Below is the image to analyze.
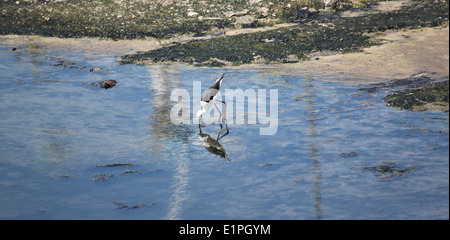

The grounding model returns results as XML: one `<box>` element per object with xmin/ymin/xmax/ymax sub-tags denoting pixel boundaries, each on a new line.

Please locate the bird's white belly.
<box><xmin>200</xmin><ymin>96</ymin><xmax>216</xmax><ymax>110</ymax></box>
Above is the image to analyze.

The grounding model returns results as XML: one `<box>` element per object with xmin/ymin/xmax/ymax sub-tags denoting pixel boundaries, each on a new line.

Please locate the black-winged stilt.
<box><xmin>196</xmin><ymin>73</ymin><xmax>228</xmax><ymax>129</ymax></box>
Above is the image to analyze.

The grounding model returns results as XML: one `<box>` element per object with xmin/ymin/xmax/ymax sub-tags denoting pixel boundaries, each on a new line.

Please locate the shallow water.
<box><xmin>0</xmin><ymin>38</ymin><xmax>448</xmax><ymax>219</ymax></box>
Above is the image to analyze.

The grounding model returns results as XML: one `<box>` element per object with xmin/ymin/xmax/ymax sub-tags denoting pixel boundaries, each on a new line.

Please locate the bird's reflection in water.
<box><xmin>198</xmin><ymin>125</ymin><xmax>229</xmax><ymax>160</ymax></box>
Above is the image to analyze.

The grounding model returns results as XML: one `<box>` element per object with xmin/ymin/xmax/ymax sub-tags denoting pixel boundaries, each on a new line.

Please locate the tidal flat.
<box><xmin>120</xmin><ymin>1</ymin><xmax>448</xmax><ymax>66</ymax></box>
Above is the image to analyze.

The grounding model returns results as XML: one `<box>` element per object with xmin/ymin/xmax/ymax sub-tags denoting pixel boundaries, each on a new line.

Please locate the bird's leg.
<box><xmin>217</xmin><ymin>125</ymin><xmax>229</xmax><ymax>140</ymax></box>
<box><xmin>216</xmin><ymin>100</ymin><xmax>228</xmax><ymax>130</ymax></box>
<box><xmin>214</xmin><ymin>103</ymin><xmax>223</xmax><ymax>129</ymax></box>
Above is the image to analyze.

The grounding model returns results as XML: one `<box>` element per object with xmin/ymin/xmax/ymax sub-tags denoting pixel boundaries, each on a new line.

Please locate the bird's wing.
<box><xmin>201</xmin><ymin>88</ymin><xmax>219</xmax><ymax>102</ymax></box>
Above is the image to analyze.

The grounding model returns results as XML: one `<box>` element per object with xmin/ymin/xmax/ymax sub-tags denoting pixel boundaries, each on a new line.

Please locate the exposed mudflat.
<box><xmin>121</xmin><ymin>1</ymin><xmax>449</xmax><ymax>67</ymax></box>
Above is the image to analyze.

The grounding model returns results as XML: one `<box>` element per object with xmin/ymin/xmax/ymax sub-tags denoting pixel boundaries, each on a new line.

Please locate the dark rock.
<box><xmin>84</xmin><ymin>79</ymin><xmax>117</xmax><ymax>89</ymax></box>
<box><xmin>99</xmin><ymin>80</ymin><xmax>117</xmax><ymax>89</ymax></box>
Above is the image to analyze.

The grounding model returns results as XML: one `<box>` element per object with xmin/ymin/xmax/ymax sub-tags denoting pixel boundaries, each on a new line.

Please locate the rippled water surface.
<box><xmin>0</xmin><ymin>38</ymin><xmax>448</xmax><ymax>219</ymax></box>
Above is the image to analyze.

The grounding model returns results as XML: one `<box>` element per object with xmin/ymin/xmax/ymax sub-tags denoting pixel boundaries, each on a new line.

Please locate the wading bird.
<box><xmin>196</xmin><ymin>73</ymin><xmax>228</xmax><ymax>130</ymax></box>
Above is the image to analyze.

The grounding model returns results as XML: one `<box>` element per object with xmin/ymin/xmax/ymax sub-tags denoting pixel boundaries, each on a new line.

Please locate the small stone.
<box><xmin>187</xmin><ymin>12</ymin><xmax>199</xmax><ymax>17</ymax></box>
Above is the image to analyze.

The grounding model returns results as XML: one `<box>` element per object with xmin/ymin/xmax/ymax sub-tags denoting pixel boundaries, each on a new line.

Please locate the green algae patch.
<box><xmin>120</xmin><ymin>1</ymin><xmax>449</xmax><ymax>66</ymax></box>
<box><xmin>0</xmin><ymin>0</ymin><xmax>236</xmax><ymax>39</ymax></box>
<box><xmin>383</xmin><ymin>81</ymin><xmax>449</xmax><ymax>111</ymax></box>
<box><xmin>0</xmin><ymin>0</ymin><xmax>356</xmax><ymax>39</ymax></box>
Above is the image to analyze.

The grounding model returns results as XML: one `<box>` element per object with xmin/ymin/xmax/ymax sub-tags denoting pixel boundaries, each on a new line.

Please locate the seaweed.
<box><xmin>339</xmin><ymin>152</ymin><xmax>358</xmax><ymax>157</ymax></box>
<box><xmin>95</xmin><ymin>163</ymin><xmax>135</xmax><ymax>168</ymax></box>
<box><xmin>383</xmin><ymin>81</ymin><xmax>449</xmax><ymax>111</ymax></box>
<box><xmin>121</xmin><ymin>1</ymin><xmax>449</xmax><ymax>66</ymax></box>
<box><xmin>90</xmin><ymin>173</ymin><xmax>115</xmax><ymax>182</ymax></box>
<box><xmin>0</xmin><ymin>0</ymin><xmax>233</xmax><ymax>39</ymax></box>
<box><xmin>112</xmin><ymin>200</ymin><xmax>156</xmax><ymax>210</ymax></box>
<box><xmin>352</xmin><ymin>161</ymin><xmax>419</xmax><ymax>181</ymax></box>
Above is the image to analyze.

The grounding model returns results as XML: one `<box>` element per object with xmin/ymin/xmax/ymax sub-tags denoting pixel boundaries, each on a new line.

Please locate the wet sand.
<box><xmin>0</xmin><ymin>34</ymin><xmax>159</xmax><ymax>56</ymax></box>
<box><xmin>294</xmin><ymin>25</ymin><xmax>449</xmax><ymax>83</ymax></box>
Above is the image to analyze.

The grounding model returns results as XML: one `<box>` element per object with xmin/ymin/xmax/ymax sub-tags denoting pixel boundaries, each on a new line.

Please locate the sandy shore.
<box><xmin>288</xmin><ymin>25</ymin><xmax>449</xmax><ymax>84</ymax></box>
<box><xmin>221</xmin><ymin>24</ymin><xmax>448</xmax><ymax>87</ymax></box>
<box><xmin>0</xmin><ymin>34</ymin><xmax>160</xmax><ymax>56</ymax></box>
<box><xmin>2</xmin><ymin>23</ymin><xmax>448</xmax><ymax>84</ymax></box>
